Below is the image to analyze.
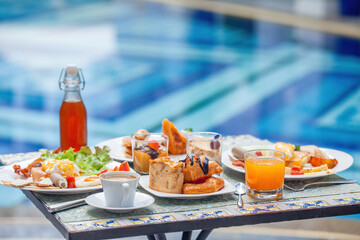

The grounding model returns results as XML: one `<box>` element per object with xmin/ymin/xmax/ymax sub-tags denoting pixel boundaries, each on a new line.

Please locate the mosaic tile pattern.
<box><xmin>63</xmin><ymin>194</ymin><xmax>360</xmax><ymax>231</ymax></box>
<box><xmin>71</xmin><ymin>220</ymin><xmax>120</xmax><ymax>231</ymax></box>
<box><xmin>236</xmin><ymin>204</ymin><xmax>281</xmax><ymax>215</ymax></box>
<box><xmin>183</xmin><ymin>210</ymin><xmax>229</xmax><ymax>220</ymax></box>
<box><xmin>334</xmin><ymin>197</ymin><xmax>360</xmax><ymax>205</ymax></box>
<box><xmin>130</xmin><ymin>215</ymin><xmax>176</xmax><ymax>225</ymax></box>
<box><xmin>286</xmin><ymin>200</ymin><xmax>330</xmax><ymax>209</ymax></box>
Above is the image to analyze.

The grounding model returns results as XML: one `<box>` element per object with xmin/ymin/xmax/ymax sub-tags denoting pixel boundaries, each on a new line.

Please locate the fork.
<box><xmin>284</xmin><ymin>179</ymin><xmax>357</xmax><ymax>191</ymax></box>
<box><xmin>47</xmin><ymin>198</ymin><xmax>87</xmax><ymax>213</ymax></box>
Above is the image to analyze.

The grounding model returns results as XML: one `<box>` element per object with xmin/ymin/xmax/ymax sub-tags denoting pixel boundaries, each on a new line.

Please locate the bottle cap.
<box><xmin>66</xmin><ymin>65</ymin><xmax>78</xmax><ymax>75</ymax></box>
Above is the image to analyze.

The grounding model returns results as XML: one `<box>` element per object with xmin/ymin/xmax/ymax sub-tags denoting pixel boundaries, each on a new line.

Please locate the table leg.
<box><xmin>182</xmin><ymin>231</ymin><xmax>192</xmax><ymax>240</ymax></box>
<box><xmin>196</xmin><ymin>229</ymin><xmax>213</xmax><ymax>240</ymax></box>
<box><xmin>155</xmin><ymin>233</ymin><xmax>167</xmax><ymax>240</ymax></box>
<box><xmin>147</xmin><ymin>235</ymin><xmax>156</xmax><ymax>240</ymax></box>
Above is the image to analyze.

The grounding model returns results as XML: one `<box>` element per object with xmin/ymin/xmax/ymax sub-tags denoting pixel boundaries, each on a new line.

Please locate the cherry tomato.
<box><xmin>97</xmin><ymin>169</ymin><xmax>108</xmax><ymax>176</ymax></box>
<box><xmin>291</xmin><ymin>166</ymin><xmax>304</xmax><ymax>175</ymax></box>
<box><xmin>119</xmin><ymin>161</ymin><xmax>130</xmax><ymax>171</ymax></box>
<box><xmin>66</xmin><ymin>176</ymin><xmax>76</xmax><ymax>188</ymax></box>
<box><xmin>255</xmin><ymin>151</ymin><xmax>263</xmax><ymax>156</ymax></box>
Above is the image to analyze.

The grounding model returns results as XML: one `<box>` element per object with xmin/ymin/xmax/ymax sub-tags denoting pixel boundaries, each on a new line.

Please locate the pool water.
<box><xmin>0</xmin><ymin>0</ymin><xmax>359</xmax><ymax>219</ymax></box>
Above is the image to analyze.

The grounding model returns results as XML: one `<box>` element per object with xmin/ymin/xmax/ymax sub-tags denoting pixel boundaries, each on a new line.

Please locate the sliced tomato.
<box><xmin>97</xmin><ymin>169</ymin><xmax>108</xmax><ymax>176</ymax></box>
<box><xmin>255</xmin><ymin>151</ymin><xmax>263</xmax><ymax>156</ymax></box>
<box><xmin>113</xmin><ymin>166</ymin><xmax>119</xmax><ymax>171</ymax></box>
<box><xmin>119</xmin><ymin>161</ymin><xmax>130</xmax><ymax>171</ymax></box>
<box><xmin>66</xmin><ymin>176</ymin><xmax>76</xmax><ymax>188</ymax></box>
<box><xmin>291</xmin><ymin>166</ymin><xmax>304</xmax><ymax>175</ymax></box>
<box><xmin>148</xmin><ymin>140</ymin><xmax>159</xmax><ymax>151</ymax></box>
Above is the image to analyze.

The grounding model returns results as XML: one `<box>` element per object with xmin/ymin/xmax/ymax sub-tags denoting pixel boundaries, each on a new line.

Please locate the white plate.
<box><xmin>139</xmin><ymin>175</ymin><xmax>236</xmax><ymax>199</ymax></box>
<box><xmin>85</xmin><ymin>192</ymin><xmax>154</xmax><ymax>213</ymax></box>
<box><xmin>96</xmin><ymin>136</ymin><xmax>186</xmax><ymax>162</ymax></box>
<box><xmin>222</xmin><ymin>147</ymin><xmax>354</xmax><ymax>180</ymax></box>
<box><xmin>0</xmin><ymin>159</ymin><xmax>130</xmax><ymax>195</ymax></box>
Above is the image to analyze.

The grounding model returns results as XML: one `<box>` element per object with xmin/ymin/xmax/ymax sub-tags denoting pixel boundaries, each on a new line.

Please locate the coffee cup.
<box><xmin>99</xmin><ymin>171</ymin><xmax>140</xmax><ymax>208</ymax></box>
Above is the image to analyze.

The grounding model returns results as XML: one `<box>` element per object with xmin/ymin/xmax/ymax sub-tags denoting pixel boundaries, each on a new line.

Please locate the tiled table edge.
<box><xmin>63</xmin><ymin>192</ymin><xmax>360</xmax><ymax>232</ymax></box>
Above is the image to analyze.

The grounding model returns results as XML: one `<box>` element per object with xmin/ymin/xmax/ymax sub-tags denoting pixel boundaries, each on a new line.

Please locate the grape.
<box><xmin>210</xmin><ymin>140</ymin><xmax>220</xmax><ymax>150</ymax></box>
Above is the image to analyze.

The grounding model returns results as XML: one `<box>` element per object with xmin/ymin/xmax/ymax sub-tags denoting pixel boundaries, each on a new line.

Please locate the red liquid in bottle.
<box><xmin>60</xmin><ymin>100</ymin><xmax>87</xmax><ymax>152</ymax></box>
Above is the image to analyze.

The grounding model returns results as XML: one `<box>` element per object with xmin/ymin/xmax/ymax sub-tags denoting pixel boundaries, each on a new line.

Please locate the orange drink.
<box><xmin>245</xmin><ymin>158</ymin><xmax>285</xmax><ymax>190</ymax></box>
<box><xmin>245</xmin><ymin>149</ymin><xmax>285</xmax><ymax>200</ymax></box>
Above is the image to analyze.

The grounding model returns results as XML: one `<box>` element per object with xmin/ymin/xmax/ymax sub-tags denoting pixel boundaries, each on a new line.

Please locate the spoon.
<box><xmin>235</xmin><ymin>182</ymin><xmax>247</xmax><ymax>208</ymax></box>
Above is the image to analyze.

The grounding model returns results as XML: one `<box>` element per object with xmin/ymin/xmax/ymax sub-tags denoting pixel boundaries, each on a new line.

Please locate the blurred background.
<box><xmin>0</xmin><ymin>0</ymin><xmax>359</xmax><ymax>239</ymax></box>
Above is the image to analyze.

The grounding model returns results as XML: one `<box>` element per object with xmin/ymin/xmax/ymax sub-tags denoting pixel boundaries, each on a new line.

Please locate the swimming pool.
<box><xmin>0</xmin><ymin>0</ymin><xmax>359</xmax><ymax>218</ymax></box>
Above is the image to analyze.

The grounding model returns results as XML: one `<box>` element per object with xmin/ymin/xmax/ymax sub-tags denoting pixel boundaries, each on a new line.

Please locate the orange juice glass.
<box><xmin>245</xmin><ymin>149</ymin><xmax>285</xmax><ymax>200</ymax></box>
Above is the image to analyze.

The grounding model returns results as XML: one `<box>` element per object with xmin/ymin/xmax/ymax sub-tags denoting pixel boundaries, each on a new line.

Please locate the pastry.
<box><xmin>182</xmin><ymin>176</ymin><xmax>224</xmax><ymax>194</ymax></box>
<box><xmin>162</xmin><ymin>119</ymin><xmax>186</xmax><ymax>155</ymax></box>
<box><xmin>123</xmin><ymin>130</ymin><xmax>150</xmax><ymax>158</ymax></box>
<box><xmin>149</xmin><ymin>157</ymin><xmax>184</xmax><ymax>194</ymax></box>
<box><xmin>181</xmin><ymin>154</ymin><xmax>222</xmax><ymax>183</ymax></box>
<box><xmin>122</xmin><ymin>136</ymin><xmax>132</xmax><ymax>158</ymax></box>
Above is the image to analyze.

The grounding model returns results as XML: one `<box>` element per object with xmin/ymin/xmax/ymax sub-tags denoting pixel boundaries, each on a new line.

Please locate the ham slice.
<box><xmin>31</xmin><ymin>167</ymin><xmax>48</xmax><ymax>183</ymax></box>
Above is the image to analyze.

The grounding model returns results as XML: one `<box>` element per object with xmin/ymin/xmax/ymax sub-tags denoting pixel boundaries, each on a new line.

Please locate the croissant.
<box><xmin>182</xmin><ymin>154</ymin><xmax>222</xmax><ymax>183</ymax></box>
<box><xmin>182</xmin><ymin>177</ymin><xmax>224</xmax><ymax>194</ymax></box>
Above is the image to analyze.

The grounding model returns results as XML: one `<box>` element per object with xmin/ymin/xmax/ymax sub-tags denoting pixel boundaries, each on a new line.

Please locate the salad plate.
<box><xmin>139</xmin><ymin>175</ymin><xmax>236</xmax><ymax>199</ymax></box>
<box><xmin>222</xmin><ymin>147</ymin><xmax>353</xmax><ymax>180</ymax></box>
<box><xmin>85</xmin><ymin>192</ymin><xmax>154</xmax><ymax>213</ymax></box>
<box><xmin>96</xmin><ymin>137</ymin><xmax>186</xmax><ymax>162</ymax></box>
<box><xmin>0</xmin><ymin>159</ymin><xmax>127</xmax><ymax>195</ymax></box>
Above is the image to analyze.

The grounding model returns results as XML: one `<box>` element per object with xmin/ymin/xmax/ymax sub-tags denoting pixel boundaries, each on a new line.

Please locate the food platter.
<box><xmin>139</xmin><ymin>175</ymin><xmax>236</xmax><ymax>199</ymax></box>
<box><xmin>222</xmin><ymin>147</ymin><xmax>353</xmax><ymax>180</ymax></box>
<box><xmin>0</xmin><ymin>159</ymin><xmax>128</xmax><ymax>195</ymax></box>
<box><xmin>96</xmin><ymin>137</ymin><xmax>186</xmax><ymax>162</ymax></box>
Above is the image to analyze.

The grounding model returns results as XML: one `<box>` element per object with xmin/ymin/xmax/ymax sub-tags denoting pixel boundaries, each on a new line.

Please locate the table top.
<box><xmin>2</xmin><ymin>135</ymin><xmax>360</xmax><ymax>240</ymax></box>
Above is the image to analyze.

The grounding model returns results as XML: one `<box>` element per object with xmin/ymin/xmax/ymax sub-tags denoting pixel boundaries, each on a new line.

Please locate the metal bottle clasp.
<box><xmin>58</xmin><ymin>68</ymin><xmax>85</xmax><ymax>90</ymax></box>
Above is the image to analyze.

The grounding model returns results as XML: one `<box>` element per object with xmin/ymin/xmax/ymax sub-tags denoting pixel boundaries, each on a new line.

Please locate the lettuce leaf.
<box><xmin>40</xmin><ymin>146</ymin><xmax>112</xmax><ymax>176</ymax></box>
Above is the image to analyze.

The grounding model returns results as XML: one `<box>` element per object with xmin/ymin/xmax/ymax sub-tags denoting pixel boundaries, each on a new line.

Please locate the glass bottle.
<box><xmin>59</xmin><ymin>65</ymin><xmax>87</xmax><ymax>152</ymax></box>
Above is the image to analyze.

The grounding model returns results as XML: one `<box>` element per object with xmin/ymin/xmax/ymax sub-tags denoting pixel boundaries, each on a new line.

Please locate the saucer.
<box><xmin>85</xmin><ymin>192</ymin><xmax>154</xmax><ymax>213</ymax></box>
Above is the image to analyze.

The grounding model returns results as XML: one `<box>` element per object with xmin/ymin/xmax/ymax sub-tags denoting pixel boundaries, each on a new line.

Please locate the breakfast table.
<box><xmin>1</xmin><ymin>135</ymin><xmax>360</xmax><ymax>240</ymax></box>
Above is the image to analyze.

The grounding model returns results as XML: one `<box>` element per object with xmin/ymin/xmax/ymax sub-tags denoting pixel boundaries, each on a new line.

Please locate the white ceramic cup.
<box><xmin>99</xmin><ymin>171</ymin><xmax>140</xmax><ymax>208</ymax></box>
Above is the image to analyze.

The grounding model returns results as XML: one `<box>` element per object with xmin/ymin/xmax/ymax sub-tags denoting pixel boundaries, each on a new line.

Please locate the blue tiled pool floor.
<box><xmin>0</xmin><ymin>0</ymin><xmax>359</xmax><ymax>221</ymax></box>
